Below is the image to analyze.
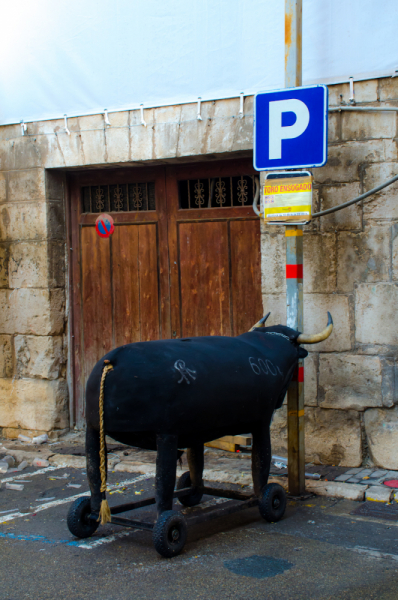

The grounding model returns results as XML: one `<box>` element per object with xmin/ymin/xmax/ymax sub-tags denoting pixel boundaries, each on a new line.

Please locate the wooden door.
<box><xmin>166</xmin><ymin>159</ymin><xmax>262</xmax><ymax>339</ymax></box>
<box><xmin>69</xmin><ymin>159</ymin><xmax>262</xmax><ymax>427</ymax></box>
<box><xmin>69</xmin><ymin>168</ymin><xmax>170</xmax><ymax>427</ymax></box>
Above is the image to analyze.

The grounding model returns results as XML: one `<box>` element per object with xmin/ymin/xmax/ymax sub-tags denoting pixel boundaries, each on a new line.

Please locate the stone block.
<box><xmin>337</xmin><ymin>227</ymin><xmax>391</xmax><ymax>292</ymax></box>
<box><xmin>14</xmin><ymin>335</ymin><xmax>63</xmax><ymax>379</ymax></box>
<box><xmin>319</xmin><ymin>354</ymin><xmax>383</xmax><ymax>411</ymax></box>
<box><xmin>305</xmin><ymin>407</ymin><xmax>362</xmax><ymax>467</ymax></box>
<box><xmin>260</xmin><ymin>232</ymin><xmax>285</xmax><ymax>294</ymax></box>
<box><xmin>355</xmin><ymin>283</ymin><xmax>398</xmax><ymax>346</ymax></box>
<box><xmin>12</xmin><ymin>136</ymin><xmax>43</xmax><ymax>170</ymax></box>
<box><xmin>365</xmin><ymin>485</ymin><xmax>393</xmax><ymax>502</ymax></box>
<box><xmin>9</xmin><ymin>242</ymin><xmax>48</xmax><ymax>288</ymax></box>
<box><xmin>177</xmin><ymin>102</ymin><xmax>213</xmax><ymax>157</ymax></box>
<box><xmin>231</xmin><ymin>115</ymin><xmax>254</xmax><ymax>152</ymax></box>
<box><xmin>130</xmin><ymin>108</ymin><xmax>155</xmax><ymax>161</ymax></box>
<box><xmin>0</xmin><ymin>203</ymin><xmax>47</xmax><ymax>241</ymax></box>
<box><xmin>80</xmin><ymin>122</ymin><xmax>106</xmax><ymax>166</ymax></box>
<box><xmin>380</xmin><ymin>358</ymin><xmax>395</xmax><ymax>408</ymax></box>
<box><xmin>328</xmin><ymin>80</ymin><xmax>380</xmax><ymax>107</ymax></box>
<box><xmin>379</xmin><ymin>77</ymin><xmax>398</xmax><ymax>101</ymax></box>
<box><xmin>8</xmin><ymin>170</ymin><xmax>45</xmax><ymax>203</ymax></box>
<box><xmin>315</xmin><ymin>140</ymin><xmax>385</xmax><ymax>184</ymax></box>
<box><xmin>271</xmin><ymin>406</ymin><xmax>362</xmax><ymax>466</ymax></box>
<box><xmin>0</xmin><ymin>172</ymin><xmax>6</xmax><ymax>203</ymax></box>
<box><xmin>47</xmin><ymin>242</ymin><xmax>66</xmax><ymax>288</ymax></box>
<box><xmin>54</xmin><ymin>127</ymin><xmax>84</xmax><ymax>167</ymax></box>
<box><xmin>0</xmin><ymin>288</ymin><xmax>64</xmax><ymax>335</ymax></box>
<box><xmin>0</xmin><ymin>244</ymin><xmax>9</xmax><ymax>287</ymax></box>
<box><xmin>261</xmin><ymin>293</ymin><xmax>287</xmax><ymax>327</ymax></box>
<box><xmin>319</xmin><ymin>183</ymin><xmax>362</xmax><ymax>232</ymax></box>
<box><xmin>153</xmin><ymin>106</ymin><xmax>180</xmax><ymax>159</ymax></box>
<box><xmin>0</xmin><ymin>377</ymin><xmax>68</xmax><ymax>431</ymax></box>
<box><xmin>328</xmin><ymin>112</ymin><xmax>340</xmax><ymax>143</ymax></box>
<box><xmin>303</xmin><ymin>293</ymin><xmax>352</xmax><ymax>352</ymax></box>
<box><xmin>45</xmin><ymin>171</ymin><xmax>65</xmax><ymax>202</ymax></box>
<box><xmin>354</xmin><ymin>80</ymin><xmax>379</xmax><ymax>103</ymax></box>
<box><xmin>363</xmin><ymin>162</ymin><xmax>398</xmax><ymax>220</ymax></box>
<box><xmin>306</xmin><ymin>480</ymin><xmax>366</xmax><ymax>501</ymax></box>
<box><xmin>304</xmin><ymin>352</ymin><xmax>318</xmax><ymax>406</ymax></box>
<box><xmin>0</xmin><ymin>335</ymin><xmax>13</xmax><ymax>377</ymax></box>
<box><xmin>384</xmin><ymin>139</ymin><xmax>398</xmax><ymax>161</ymax></box>
<box><xmin>342</xmin><ymin>110</ymin><xmax>396</xmax><ymax>141</ymax></box>
<box><xmin>46</xmin><ymin>202</ymin><xmax>65</xmax><ymax>240</ymax></box>
<box><xmin>105</xmin><ymin>119</ymin><xmax>130</xmax><ymax>164</ymax></box>
<box><xmin>364</xmin><ymin>406</ymin><xmax>398</xmax><ymax>470</ymax></box>
<box><xmin>270</xmin><ymin>404</ymin><xmax>287</xmax><ymax>457</ymax></box>
<box><xmin>328</xmin><ymin>83</ymin><xmax>350</xmax><ymax>106</ymax></box>
<box><xmin>205</xmin><ymin>99</ymin><xmax>240</xmax><ymax>155</ymax></box>
<box><xmin>303</xmin><ymin>233</ymin><xmax>337</xmax><ymax>293</ymax></box>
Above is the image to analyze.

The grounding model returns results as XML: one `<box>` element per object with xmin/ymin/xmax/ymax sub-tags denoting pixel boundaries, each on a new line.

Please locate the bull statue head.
<box><xmin>250</xmin><ymin>311</ymin><xmax>333</xmax><ymax>345</ymax></box>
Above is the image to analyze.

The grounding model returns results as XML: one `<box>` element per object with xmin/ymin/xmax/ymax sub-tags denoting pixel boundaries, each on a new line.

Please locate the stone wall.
<box><xmin>0</xmin><ymin>78</ymin><xmax>397</xmax><ymax>469</ymax></box>
<box><xmin>266</xmin><ymin>78</ymin><xmax>398</xmax><ymax>469</ymax></box>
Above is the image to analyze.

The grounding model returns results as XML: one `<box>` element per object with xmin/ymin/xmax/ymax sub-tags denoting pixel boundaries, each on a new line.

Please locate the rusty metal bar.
<box><xmin>285</xmin><ymin>0</ymin><xmax>305</xmax><ymax>496</ymax></box>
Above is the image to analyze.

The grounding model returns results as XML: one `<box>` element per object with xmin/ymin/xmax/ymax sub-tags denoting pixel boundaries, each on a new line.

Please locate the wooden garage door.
<box><xmin>69</xmin><ymin>159</ymin><xmax>261</xmax><ymax>427</ymax></box>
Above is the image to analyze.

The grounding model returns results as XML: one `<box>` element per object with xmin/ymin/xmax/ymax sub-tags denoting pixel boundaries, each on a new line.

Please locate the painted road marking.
<box><xmin>1</xmin><ymin>466</ymin><xmax>58</xmax><ymax>483</ymax></box>
<box><xmin>350</xmin><ymin>546</ymin><xmax>398</xmax><ymax>562</ymax></box>
<box><xmin>0</xmin><ymin>473</ymin><xmax>155</xmax><ymax>524</ymax></box>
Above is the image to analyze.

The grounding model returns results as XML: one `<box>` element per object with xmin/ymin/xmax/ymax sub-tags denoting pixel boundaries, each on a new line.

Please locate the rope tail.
<box><xmin>98</xmin><ymin>360</ymin><xmax>113</xmax><ymax>525</ymax></box>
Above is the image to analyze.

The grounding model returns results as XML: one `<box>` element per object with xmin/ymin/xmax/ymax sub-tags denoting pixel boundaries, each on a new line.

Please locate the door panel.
<box><xmin>179</xmin><ymin>221</ymin><xmax>231</xmax><ymax>337</ymax></box>
<box><xmin>111</xmin><ymin>225</ymin><xmax>140</xmax><ymax>347</ymax></box>
<box><xmin>230</xmin><ymin>219</ymin><xmax>262</xmax><ymax>335</ymax></box>
<box><xmin>81</xmin><ymin>227</ymin><xmax>113</xmax><ymax>385</ymax></box>
<box><xmin>137</xmin><ymin>224</ymin><xmax>160</xmax><ymax>342</ymax></box>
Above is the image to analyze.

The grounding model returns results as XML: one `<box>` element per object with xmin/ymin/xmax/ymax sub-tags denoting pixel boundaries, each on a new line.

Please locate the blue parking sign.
<box><xmin>254</xmin><ymin>85</ymin><xmax>328</xmax><ymax>171</ymax></box>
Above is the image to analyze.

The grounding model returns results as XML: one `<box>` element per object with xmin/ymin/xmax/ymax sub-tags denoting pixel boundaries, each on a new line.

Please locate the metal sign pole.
<box><xmin>285</xmin><ymin>0</ymin><xmax>305</xmax><ymax>496</ymax></box>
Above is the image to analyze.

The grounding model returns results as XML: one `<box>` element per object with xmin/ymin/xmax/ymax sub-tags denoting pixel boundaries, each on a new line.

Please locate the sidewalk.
<box><xmin>1</xmin><ymin>431</ymin><xmax>397</xmax><ymax>504</ymax></box>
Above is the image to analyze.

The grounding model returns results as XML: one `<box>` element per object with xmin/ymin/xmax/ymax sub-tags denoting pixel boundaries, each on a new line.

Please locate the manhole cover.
<box><xmin>351</xmin><ymin>501</ymin><xmax>398</xmax><ymax>521</ymax></box>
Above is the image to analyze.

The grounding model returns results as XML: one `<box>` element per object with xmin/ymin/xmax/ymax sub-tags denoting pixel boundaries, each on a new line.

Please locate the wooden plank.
<box><xmin>138</xmin><ymin>224</ymin><xmax>160</xmax><ymax>341</ymax></box>
<box><xmin>81</xmin><ymin>227</ymin><xmax>113</xmax><ymax>389</ymax></box>
<box><xmin>178</xmin><ymin>221</ymin><xmax>231</xmax><ymax>337</ymax></box>
<box><xmin>205</xmin><ymin>435</ymin><xmax>252</xmax><ymax>453</ymax></box>
<box><xmin>229</xmin><ymin>219</ymin><xmax>262</xmax><ymax>336</ymax></box>
<box><xmin>111</xmin><ymin>225</ymin><xmax>140</xmax><ymax>346</ymax></box>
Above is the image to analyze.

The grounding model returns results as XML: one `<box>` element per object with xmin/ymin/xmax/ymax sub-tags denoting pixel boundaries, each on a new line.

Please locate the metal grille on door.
<box><xmin>81</xmin><ymin>182</ymin><xmax>156</xmax><ymax>213</ymax></box>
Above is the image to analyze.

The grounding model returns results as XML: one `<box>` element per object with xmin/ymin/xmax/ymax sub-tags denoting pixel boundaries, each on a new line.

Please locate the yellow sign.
<box><xmin>262</xmin><ymin>175</ymin><xmax>313</xmax><ymax>223</ymax></box>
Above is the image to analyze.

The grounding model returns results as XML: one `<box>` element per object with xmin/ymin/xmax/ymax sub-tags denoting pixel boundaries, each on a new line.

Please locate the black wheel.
<box><xmin>258</xmin><ymin>483</ymin><xmax>286</xmax><ymax>523</ymax></box>
<box><xmin>67</xmin><ymin>496</ymin><xmax>99</xmax><ymax>538</ymax></box>
<box><xmin>153</xmin><ymin>510</ymin><xmax>187</xmax><ymax>558</ymax></box>
<box><xmin>176</xmin><ymin>471</ymin><xmax>203</xmax><ymax>507</ymax></box>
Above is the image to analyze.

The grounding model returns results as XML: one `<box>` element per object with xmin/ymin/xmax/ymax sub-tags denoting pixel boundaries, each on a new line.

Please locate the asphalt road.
<box><xmin>0</xmin><ymin>464</ymin><xmax>397</xmax><ymax>600</ymax></box>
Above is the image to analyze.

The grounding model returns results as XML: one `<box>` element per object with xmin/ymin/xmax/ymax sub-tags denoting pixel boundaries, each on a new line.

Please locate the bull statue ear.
<box><xmin>249</xmin><ymin>312</ymin><xmax>271</xmax><ymax>332</ymax></box>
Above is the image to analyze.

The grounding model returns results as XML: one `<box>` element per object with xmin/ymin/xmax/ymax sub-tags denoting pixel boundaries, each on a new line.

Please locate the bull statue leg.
<box><xmin>153</xmin><ymin>433</ymin><xmax>188</xmax><ymax>557</ymax></box>
<box><xmin>175</xmin><ymin>442</ymin><xmax>204</xmax><ymax>507</ymax></box>
<box><xmin>251</xmin><ymin>421</ymin><xmax>272</xmax><ymax>497</ymax></box>
<box><xmin>66</xmin><ymin>424</ymin><xmax>102</xmax><ymax>539</ymax></box>
<box><xmin>252</xmin><ymin>420</ymin><xmax>287</xmax><ymax>524</ymax></box>
<box><xmin>86</xmin><ymin>424</ymin><xmax>104</xmax><ymax>515</ymax></box>
<box><xmin>155</xmin><ymin>433</ymin><xmax>178</xmax><ymax>515</ymax></box>
<box><xmin>187</xmin><ymin>443</ymin><xmax>204</xmax><ymax>488</ymax></box>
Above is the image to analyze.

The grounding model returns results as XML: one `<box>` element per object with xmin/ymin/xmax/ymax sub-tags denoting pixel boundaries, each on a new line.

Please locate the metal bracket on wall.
<box><xmin>64</xmin><ymin>114</ymin><xmax>71</xmax><ymax>135</ymax></box>
<box><xmin>197</xmin><ymin>97</ymin><xmax>203</xmax><ymax>121</ymax></box>
<box><xmin>20</xmin><ymin>120</ymin><xmax>27</xmax><ymax>136</ymax></box>
<box><xmin>140</xmin><ymin>104</ymin><xmax>147</xmax><ymax>127</ymax></box>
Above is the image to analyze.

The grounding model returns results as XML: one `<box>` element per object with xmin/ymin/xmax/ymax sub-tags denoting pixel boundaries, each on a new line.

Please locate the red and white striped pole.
<box><xmin>285</xmin><ymin>0</ymin><xmax>305</xmax><ymax>495</ymax></box>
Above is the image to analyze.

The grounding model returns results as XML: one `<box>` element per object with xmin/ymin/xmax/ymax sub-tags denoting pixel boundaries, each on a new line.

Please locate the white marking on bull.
<box><xmin>249</xmin><ymin>357</ymin><xmax>279</xmax><ymax>377</ymax></box>
<box><xmin>174</xmin><ymin>360</ymin><xmax>197</xmax><ymax>384</ymax></box>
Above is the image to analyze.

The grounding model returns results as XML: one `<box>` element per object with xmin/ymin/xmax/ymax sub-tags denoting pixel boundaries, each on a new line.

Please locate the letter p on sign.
<box><xmin>254</xmin><ymin>85</ymin><xmax>328</xmax><ymax>171</ymax></box>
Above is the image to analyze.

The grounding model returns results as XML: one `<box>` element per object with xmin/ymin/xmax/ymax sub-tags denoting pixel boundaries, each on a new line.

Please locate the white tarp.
<box><xmin>0</xmin><ymin>0</ymin><xmax>397</xmax><ymax>125</ymax></box>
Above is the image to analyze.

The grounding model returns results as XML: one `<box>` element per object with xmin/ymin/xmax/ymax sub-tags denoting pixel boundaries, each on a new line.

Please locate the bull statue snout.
<box><xmin>250</xmin><ymin>311</ymin><xmax>333</xmax><ymax>344</ymax></box>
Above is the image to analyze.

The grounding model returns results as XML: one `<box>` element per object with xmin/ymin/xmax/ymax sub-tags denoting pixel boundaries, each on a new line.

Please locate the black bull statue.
<box><xmin>68</xmin><ymin>313</ymin><xmax>333</xmax><ymax>556</ymax></box>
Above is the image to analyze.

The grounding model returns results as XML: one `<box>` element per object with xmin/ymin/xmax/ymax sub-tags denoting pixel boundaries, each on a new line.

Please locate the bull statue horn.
<box><xmin>249</xmin><ymin>312</ymin><xmax>271</xmax><ymax>332</ymax></box>
<box><xmin>296</xmin><ymin>312</ymin><xmax>333</xmax><ymax>344</ymax></box>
